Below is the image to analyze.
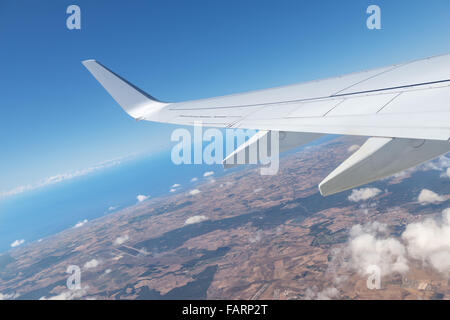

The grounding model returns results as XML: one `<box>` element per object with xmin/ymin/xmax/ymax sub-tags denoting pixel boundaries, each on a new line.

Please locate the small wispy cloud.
<box><xmin>185</xmin><ymin>215</ymin><xmax>208</xmax><ymax>225</ymax></box>
<box><xmin>303</xmin><ymin>287</ymin><xmax>339</xmax><ymax>300</ymax></box>
<box><xmin>136</xmin><ymin>194</ymin><xmax>149</xmax><ymax>202</ymax></box>
<box><xmin>0</xmin><ymin>158</ymin><xmax>125</xmax><ymax>199</ymax></box>
<box><xmin>203</xmin><ymin>171</ymin><xmax>214</xmax><ymax>177</ymax></box>
<box><xmin>189</xmin><ymin>189</ymin><xmax>201</xmax><ymax>196</ymax></box>
<box><xmin>73</xmin><ymin>219</ymin><xmax>88</xmax><ymax>228</ymax></box>
<box><xmin>113</xmin><ymin>235</ymin><xmax>129</xmax><ymax>246</ymax></box>
<box><xmin>83</xmin><ymin>259</ymin><xmax>100</xmax><ymax>269</ymax></box>
<box><xmin>347</xmin><ymin>145</ymin><xmax>360</xmax><ymax>153</ymax></box>
<box><xmin>171</xmin><ymin>183</ymin><xmax>181</xmax><ymax>188</ymax></box>
<box><xmin>190</xmin><ymin>177</ymin><xmax>198</xmax><ymax>182</ymax></box>
<box><xmin>348</xmin><ymin>188</ymin><xmax>382</xmax><ymax>202</ymax></box>
<box><xmin>108</xmin><ymin>206</ymin><xmax>117</xmax><ymax>212</ymax></box>
<box><xmin>249</xmin><ymin>230</ymin><xmax>263</xmax><ymax>244</ymax></box>
<box><xmin>10</xmin><ymin>239</ymin><xmax>25</xmax><ymax>248</ymax></box>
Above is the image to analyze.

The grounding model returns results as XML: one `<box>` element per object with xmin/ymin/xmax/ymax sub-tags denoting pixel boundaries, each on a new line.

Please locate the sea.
<box><xmin>0</xmin><ymin>150</ymin><xmax>225</xmax><ymax>253</ymax></box>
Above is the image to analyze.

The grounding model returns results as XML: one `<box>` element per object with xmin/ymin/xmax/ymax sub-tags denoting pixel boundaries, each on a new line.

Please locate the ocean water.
<box><xmin>0</xmin><ymin>150</ymin><xmax>225</xmax><ymax>253</ymax></box>
<box><xmin>0</xmin><ymin>135</ymin><xmax>338</xmax><ymax>253</ymax></box>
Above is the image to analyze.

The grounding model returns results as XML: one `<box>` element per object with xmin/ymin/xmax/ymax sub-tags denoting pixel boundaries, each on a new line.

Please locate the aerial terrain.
<box><xmin>0</xmin><ymin>136</ymin><xmax>449</xmax><ymax>300</ymax></box>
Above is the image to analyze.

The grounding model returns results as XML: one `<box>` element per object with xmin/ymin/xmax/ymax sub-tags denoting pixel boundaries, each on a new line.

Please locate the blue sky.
<box><xmin>1</xmin><ymin>0</ymin><xmax>450</xmax><ymax>195</ymax></box>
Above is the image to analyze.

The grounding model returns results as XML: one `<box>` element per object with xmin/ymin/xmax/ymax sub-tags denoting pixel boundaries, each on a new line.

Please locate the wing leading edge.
<box><xmin>82</xmin><ymin>54</ymin><xmax>450</xmax><ymax>196</ymax></box>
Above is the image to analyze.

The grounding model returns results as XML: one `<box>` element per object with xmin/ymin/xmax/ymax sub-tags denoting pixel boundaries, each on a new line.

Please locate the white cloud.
<box><xmin>0</xmin><ymin>157</ymin><xmax>125</xmax><ymax>199</ymax></box>
<box><xmin>330</xmin><ymin>209</ymin><xmax>450</xmax><ymax>279</ymax></box>
<box><xmin>189</xmin><ymin>189</ymin><xmax>201</xmax><ymax>196</ymax></box>
<box><xmin>169</xmin><ymin>188</ymin><xmax>176</xmax><ymax>193</ymax></box>
<box><xmin>137</xmin><ymin>247</ymin><xmax>149</xmax><ymax>256</ymax></box>
<box><xmin>387</xmin><ymin>155</ymin><xmax>450</xmax><ymax>181</ymax></box>
<box><xmin>41</xmin><ymin>286</ymin><xmax>89</xmax><ymax>300</ymax></box>
<box><xmin>203</xmin><ymin>171</ymin><xmax>214</xmax><ymax>177</ymax></box>
<box><xmin>445</xmin><ymin>168</ymin><xmax>450</xmax><ymax>178</ymax></box>
<box><xmin>113</xmin><ymin>235</ymin><xmax>129</xmax><ymax>246</ymax></box>
<box><xmin>420</xmin><ymin>155</ymin><xmax>450</xmax><ymax>172</ymax></box>
<box><xmin>417</xmin><ymin>189</ymin><xmax>444</xmax><ymax>204</ymax></box>
<box><xmin>83</xmin><ymin>259</ymin><xmax>100</xmax><ymax>269</ymax></box>
<box><xmin>0</xmin><ymin>292</ymin><xmax>20</xmax><ymax>300</ymax></box>
<box><xmin>108</xmin><ymin>206</ymin><xmax>117</xmax><ymax>211</ymax></box>
<box><xmin>137</xmin><ymin>194</ymin><xmax>149</xmax><ymax>202</ymax></box>
<box><xmin>104</xmin><ymin>269</ymin><xmax>112</xmax><ymax>275</ymax></box>
<box><xmin>303</xmin><ymin>287</ymin><xmax>339</xmax><ymax>300</ymax></box>
<box><xmin>249</xmin><ymin>230</ymin><xmax>263</xmax><ymax>244</ymax></box>
<box><xmin>347</xmin><ymin>145</ymin><xmax>360</xmax><ymax>153</ymax></box>
<box><xmin>185</xmin><ymin>215</ymin><xmax>208</xmax><ymax>225</ymax></box>
<box><xmin>10</xmin><ymin>239</ymin><xmax>25</xmax><ymax>248</ymax></box>
<box><xmin>171</xmin><ymin>183</ymin><xmax>181</xmax><ymax>188</ymax></box>
<box><xmin>346</xmin><ymin>222</ymin><xmax>409</xmax><ymax>276</ymax></box>
<box><xmin>316</xmin><ymin>287</ymin><xmax>339</xmax><ymax>300</ymax></box>
<box><xmin>402</xmin><ymin>208</ymin><xmax>450</xmax><ymax>274</ymax></box>
<box><xmin>74</xmin><ymin>219</ymin><xmax>88</xmax><ymax>228</ymax></box>
<box><xmin>254</xmin><ymin>188</ymin><xmax>263</xmax><ymax>193</ymax></box>
<box><xmin>191</xmin><ymin>177</ymin><xmax>198</xmax><ymax>182</ymax></box>
<box><xmin>348</xmin><ymin>188</ymin><xmax>382</xmax><ymax>202</ymax></box>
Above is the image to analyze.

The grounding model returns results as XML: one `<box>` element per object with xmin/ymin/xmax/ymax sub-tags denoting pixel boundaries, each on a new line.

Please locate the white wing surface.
<box><xmin>82</xmin><ymin>54</ymin><xmax>450</xmax><ymax>195</ymax></box>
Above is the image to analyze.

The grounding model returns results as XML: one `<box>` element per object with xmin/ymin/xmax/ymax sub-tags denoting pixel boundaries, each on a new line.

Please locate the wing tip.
<box><xmin>318</xmin><ymin>182</ymin><xmax>332</xmax><ymax>197</ymax></box>
<box><xmin>81</xmin><ymin>60</ymin><xmax>101</xmax><ymax>69</ymax></box>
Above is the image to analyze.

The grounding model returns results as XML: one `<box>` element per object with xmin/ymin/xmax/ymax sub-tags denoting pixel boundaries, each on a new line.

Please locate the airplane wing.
<box><xmin>82</xmin><ymin>54</ymin><xmax>450</xmax><ymax>196</ymax></box>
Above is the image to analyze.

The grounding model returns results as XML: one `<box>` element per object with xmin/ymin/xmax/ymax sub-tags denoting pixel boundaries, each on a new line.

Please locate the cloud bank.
<box><xmin>331</xmin><ymin>208</ymin><xmax>450</xmax><ymax>278</ymax></box>
<box><xmin>402</xmin><ymin>208</ymin><xmax>450</xmax><ymax>274</ymax></box>
<box><xmin>0</xmin><ymin>292</ymin><xmax>20</xmax><ymax>300</ymax></box>
<box><xmin>347</xmin><ymin>222</ymin><xmax>409</xmax><ymax>276</ymax></box>
<box><xmin>0</xmin><ymin>158</ymin><xmax>124</xmax><ymax>199</ymax></box>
